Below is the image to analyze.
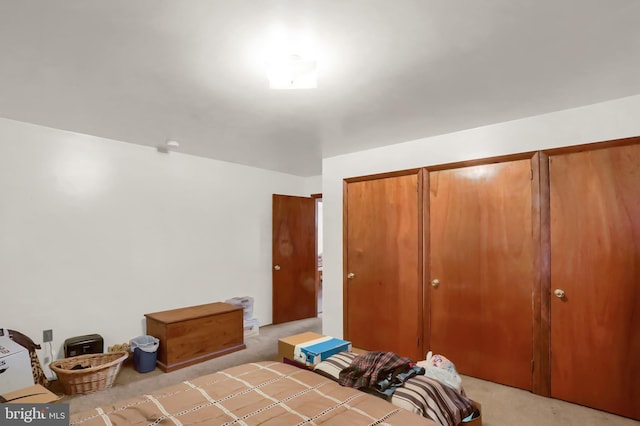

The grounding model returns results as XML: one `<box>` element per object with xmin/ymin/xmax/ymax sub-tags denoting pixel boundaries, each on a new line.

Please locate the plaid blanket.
<box><xmin>338</xmin><ymin>351</ymin><xmax>413</xmax><ymax>390</ymax></box>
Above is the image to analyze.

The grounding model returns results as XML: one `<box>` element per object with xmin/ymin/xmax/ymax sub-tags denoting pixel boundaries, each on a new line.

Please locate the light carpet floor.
<box><xmin>461</xmin><ymin>374</ymin><xmax>638</xmax><ymax>426</ymax></box>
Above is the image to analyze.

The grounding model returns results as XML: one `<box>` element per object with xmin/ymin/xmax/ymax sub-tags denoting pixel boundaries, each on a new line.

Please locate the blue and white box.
<box><xmin>293</xmin><ymin>336</ymin><xmax>352</xmax><ymax>366</ymax></box>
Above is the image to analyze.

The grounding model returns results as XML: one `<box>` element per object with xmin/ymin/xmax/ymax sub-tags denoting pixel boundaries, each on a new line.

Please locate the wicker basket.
<box><xmin>49</xmin><ymin>351</ymin><xmax>128</xmax><ymax>395</ymax></box>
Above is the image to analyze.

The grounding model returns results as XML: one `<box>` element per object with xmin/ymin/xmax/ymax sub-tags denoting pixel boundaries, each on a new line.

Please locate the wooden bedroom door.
<box><xmin>344</xmin><ymin>171</ymin><xmax>423</xmax><ymax>360</ymax></box>
<box><xmin>549</xmin><ymin>143</ymin><xmax>640</xmax><ymax>420</ymax></box>
<box><xmin>429</xmin><ymin>159</ymin><xmax>535</xmax><ymax>391</ymax></box>
<box><xmin>272</xmin><ymin>194</ymin><xmax>317</xmax><ymax>324</ymax></box>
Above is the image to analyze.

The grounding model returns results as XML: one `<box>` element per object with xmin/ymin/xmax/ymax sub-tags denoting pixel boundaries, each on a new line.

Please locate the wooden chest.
<box><xmin>145</xmin><ymin>302</ymin><xmax>246</xmax><ymax>372</ymax></box>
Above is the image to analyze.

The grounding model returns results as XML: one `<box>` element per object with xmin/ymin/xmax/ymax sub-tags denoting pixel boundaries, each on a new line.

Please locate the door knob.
<box><xmin>347</xmin><ymin>272</ymin><xmax>355</xmax><ymax>279</ymax></box>
<box><xmin>431</xmin><ymin>279</ymin><xmax>440</xmax><ymax>288</ymax></box>
<box><xmin>274</xmin><ymin>265</ymin><xmax>281</xmax><ymax>271</ymax></box>
<box><xmin>554</xmin><ymin>288</ymin><xmax>565</xmax><ymax>298</ymax></box>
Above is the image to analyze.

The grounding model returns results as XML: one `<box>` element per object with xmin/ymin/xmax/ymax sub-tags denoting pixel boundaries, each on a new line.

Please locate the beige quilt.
<box><xmin>70</xmin><ymin>361</ymin><xmax>438</xmax><ymax>425</ymax></box>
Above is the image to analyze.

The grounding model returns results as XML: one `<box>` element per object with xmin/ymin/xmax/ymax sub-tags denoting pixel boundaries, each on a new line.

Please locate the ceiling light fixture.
<box><xmin>267</xmin><ymin>54</ymin><xmax>317</xmax><ymax>90</ymax></box>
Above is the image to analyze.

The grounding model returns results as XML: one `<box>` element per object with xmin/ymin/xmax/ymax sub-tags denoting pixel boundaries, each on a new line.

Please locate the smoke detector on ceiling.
<box><xmin>156</xmin><ymin>140</ymin><xmax>180</xmax><ymax>154</ymax></box>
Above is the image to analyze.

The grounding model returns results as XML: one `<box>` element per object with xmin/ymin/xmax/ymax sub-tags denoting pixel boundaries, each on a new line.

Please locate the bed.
<box><xmin>69</xmin><ymin>361</ymin><xmax>438</xmax><ymax>425</ymax></box>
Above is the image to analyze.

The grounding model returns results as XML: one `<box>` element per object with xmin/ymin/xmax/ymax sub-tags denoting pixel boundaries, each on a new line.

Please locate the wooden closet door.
<box><xmin>429</xmin><ymin>159</ymin><xmax>534</xmax><ymax>390</ymax></box>
<box><xmin>344</xmin><ymin>172</ymin><xmax>422</xmax><ymax>360</ymax></box>
<box><xmin>550</xmin><ymin>144</ymin><xmax>640</xmax><ymax>420</ymax></box>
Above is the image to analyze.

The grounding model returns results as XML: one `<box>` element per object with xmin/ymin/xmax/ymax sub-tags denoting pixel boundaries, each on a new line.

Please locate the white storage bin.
<box><xmin>243</xmin><ymin>318</ymin><xmax>259</xmax><ymax>338</ymax></box>
<box><xmin>225</xmin><ymin>296</ymin><xmax>254</xmax><ymax>320</ymax></box>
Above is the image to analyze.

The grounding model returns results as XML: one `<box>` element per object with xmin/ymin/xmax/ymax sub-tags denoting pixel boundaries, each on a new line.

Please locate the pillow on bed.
<box><xmin>313</xmin><ymin>350</ymin><xmax>356</xmax><ymax>380</ymax></box>
<box><xmin>313</xmin><ymin>351</ymin><xmax>477</xmax><ymax>426</ymax></box>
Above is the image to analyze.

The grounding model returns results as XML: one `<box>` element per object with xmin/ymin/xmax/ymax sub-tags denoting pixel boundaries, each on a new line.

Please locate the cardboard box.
<box><xmin>278</xmin><ymin>332</ymin><xmax>351</xmax><ymax>367</ymax></box>
<box><xmin>462</xmin><ymin>399</ymin><xmax>482</xmax><ymax>425</ymax></box>
<box><xmin>278</xmin><ymin>332</ymin><xmax>324</xmax><ymax>362</ymax></box>
<box><xmin>1</xmin><ymin>384</ymin><xmax>60</xmax><ymax>404</ymax></box>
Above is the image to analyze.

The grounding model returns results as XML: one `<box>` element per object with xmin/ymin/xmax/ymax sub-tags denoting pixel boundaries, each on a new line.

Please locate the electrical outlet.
<box><xmin>43</xmin><ymin>329</ymin><xmax>53</xmax><ymax>343</ymax></box>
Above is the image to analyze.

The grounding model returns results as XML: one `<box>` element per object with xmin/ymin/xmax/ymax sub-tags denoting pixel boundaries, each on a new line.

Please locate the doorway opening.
<box><xmin>316</xmin><ymin>198</ymin><xmax>323</xmax><ymax>315</ymax></box>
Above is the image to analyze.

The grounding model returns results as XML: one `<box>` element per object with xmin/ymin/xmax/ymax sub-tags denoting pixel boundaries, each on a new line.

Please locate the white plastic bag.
<box><xmin>417</xmin><ymin>351</ymin><xmax>463</xmax><ymax>393</ymax></box>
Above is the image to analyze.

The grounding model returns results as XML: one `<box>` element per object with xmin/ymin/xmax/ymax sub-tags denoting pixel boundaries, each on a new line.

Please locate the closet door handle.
<box><xmin>274</xmin><ymin>265</ymin><xmax>281</xmax><ymax>271</ymax></box>
<box><xmin>347</xmin><ymin>273</ymin><xmax>355</xmax><ymax>279</ymax></box>
<box><xmin>554</xmin><ymin>288</ymin><xmax>566</xmax><ymax>298</ymax></box>
<box><xmin>431</xmin><ymin>279</ymin><xmax>440</xmax><ymax>288</ymax></box>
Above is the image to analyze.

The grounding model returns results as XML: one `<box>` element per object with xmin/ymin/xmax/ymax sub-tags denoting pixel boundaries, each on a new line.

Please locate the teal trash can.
<box><xmin>130</xmin><ymin>335</ymin><xmax>159</xmax><ymax>373</ymax></box>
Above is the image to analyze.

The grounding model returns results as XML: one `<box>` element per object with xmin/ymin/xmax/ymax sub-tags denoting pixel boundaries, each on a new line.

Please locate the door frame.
<box><xmin>538</xmin><ymin>135</ymin><xmax>640</xmax><ymax>397</ymax></box>
<box><xmin>272</xmin><ymin>194</ymin><xmax>318</xmax><ymax>324</ymax></box>
<box><xmin>311</xmin><ymin>193</ymin><xmax>323</xmax><ymax>315</ymax></box>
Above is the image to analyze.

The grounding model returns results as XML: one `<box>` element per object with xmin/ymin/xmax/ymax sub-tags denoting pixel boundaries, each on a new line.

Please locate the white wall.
<box><xmin>0</xmin><ymin>117</ymin><xmax>309</xmax><ymax>372</ymax></box>
<box><xmin>321</xmin><ymin>94</ymin><xmax>640</xmax><ymax>339</ymax></box>
<box><xmin>303</xmin><ymin>175</ymin><xmax>322</xmax><ymax>196</ymax></box>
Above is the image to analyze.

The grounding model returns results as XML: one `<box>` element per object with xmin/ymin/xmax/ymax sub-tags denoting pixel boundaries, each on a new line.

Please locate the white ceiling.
<box><xmin>1</xmin><ymin>1</ymin><xmax>639</xmax><ymax>176</ymax></box>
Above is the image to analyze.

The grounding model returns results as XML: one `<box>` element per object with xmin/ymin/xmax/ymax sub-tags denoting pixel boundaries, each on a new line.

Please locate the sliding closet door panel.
<box><xmin>345</xmin><ymin>173</ymin><xmax>421</xmax><ymax>360</ymax></box>
<box><xmin>550</xmin><ymin>144</ymin><xmax>640</xmax><ymax>420</ymax></box>
<box><xmin>430</xmin><ymin>160</ymin><xmax>534</xmax><ymax>390</ymax></box>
